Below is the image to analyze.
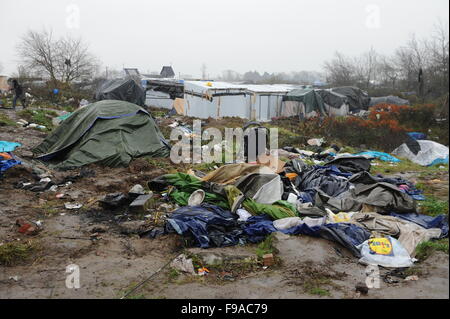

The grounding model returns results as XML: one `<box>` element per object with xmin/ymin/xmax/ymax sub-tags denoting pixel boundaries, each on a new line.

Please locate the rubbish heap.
<box><xmin>147</xmin><ymin>151</ymin><xmax>448</xmax><ymax>268</ymax></box>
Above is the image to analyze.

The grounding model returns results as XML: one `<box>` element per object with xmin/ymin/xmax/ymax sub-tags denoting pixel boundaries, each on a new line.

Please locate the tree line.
<box><xmin>323</xmin><ymin>22</ymin><xmax>449</xmax><ymax>99</ymax></box>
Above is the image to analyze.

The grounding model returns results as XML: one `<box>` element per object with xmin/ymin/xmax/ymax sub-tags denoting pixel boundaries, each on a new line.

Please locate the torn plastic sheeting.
<box><xmin>391</xmin><ymin>140</ymin><xmax>449</xmax><ymax>166</ymax></box>
<box><xmin>165</xmin><ymin>203</ymin><xmax>242</xmax><ymax>248</ymax></box>
<box><xmin>0</xmin><ymin>141</ymin><xmax>21</xmax><ymax>152</ymax></box>
<box><xmin>234</xmin><ymin>173</ymin><xmax>283</xmax><ymax>205</ymax></box>
<box><xmin>356</xmin><ymin>151</ymin><xmax>400</xmax><ymax>163</ymax></box>
<box><xmin>390</xmin><ymin>212</ymin><xmax>448</xmax><ymax>238</ymax></box>
<box><xmin>296</xmin><ymin>165</ymin><xmax>352</xmax><ymax>202</ymax></box>
<box><xmin>242</xmin><ymin>214</ymin><xmax>370</xmax><ymax>257</ymax></box>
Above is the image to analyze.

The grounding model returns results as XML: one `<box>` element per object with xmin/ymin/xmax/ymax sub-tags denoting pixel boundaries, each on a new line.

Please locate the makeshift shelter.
<box><xmin>330</xmin><ymin>86</ymin><xmax>370</xmax><ymax>111</ymax></box>
<box><xmin>281</xmin><ymin>89</ymin><xmax>349</xmax><ymax>118</ymax></box>
<box><xmin>33</xmin><ymin>100</ymin><xmax>170</xmax><ymax>170</ymax></box>
<box><xmin>160</xmin><ymin>66</ymin><xmax>175</xmax><ymax>78</ymax></box>
<box><xmin>392</xmin><ymin>140</ymin><xmax>449</xmax><ymax>166</ymax></box>
<box><xmin>183</xmin><ymin>81</ymin><xmax>249</xmax><ymax>119</ymax></box>
<box><xmin>369</xmin><ymin>95</ymin><xmax>410</xmax><ymax>106</ymax></box>
<box><xmin>95</xmin><ymin>78</ymin><xmax>146</xmax><ymax>106</ymax></box>
<box><xmin>144</xmin><ymin>79</ymin><xmax>184</xmax><ymax>109</ymax></box>
<box><xmin>244</xmin><ymin>85</ymin><xmax>297</xmax><ymax>121</ymax></box>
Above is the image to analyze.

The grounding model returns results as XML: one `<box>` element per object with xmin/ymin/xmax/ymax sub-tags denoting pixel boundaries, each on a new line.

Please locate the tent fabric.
<box><xmin>201</xmin><ymin>163</ymin><xmax>274</xmax><ymax>185</ymax></box>
<box><xmin>391</xmin><ymin>140</ymin><xmax>449</xmax><ymax>166</ymax></box>
<box><xmin>282</xmin><ymin>89</ymin><xmax>327</xmax><ymax>118</ymax></box>
<box><xmin>95</xmin><ymin>78</ymin><xmax>146</xmax><ymax>106</ymax></box>
<box><xmin>369</xmin><ymin>95</ymin><xmax>410</xmax><ymax>106</ymax></box>
<box><xmin>281</xmin><ymin>88</ymin><xmax>350</xmax><ymax>118</ymax></box>
<box><xmin>33</xmin><ymin>100</ymin><xmax>170</xmax><ymax>170</ymax></box>
<box><xmin>330</xmin><ymin>86</ymin><xmax>370</xmax><ymax>111</ymax></box>
<box><xmin>233</xmin><ymin>173</ymin><xmax>283</xmax><ymax>204</ymax></box>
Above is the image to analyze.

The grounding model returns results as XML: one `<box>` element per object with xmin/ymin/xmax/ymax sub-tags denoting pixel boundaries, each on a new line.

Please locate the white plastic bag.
<box><xmin>357</xmin><ymin>236</ymin><xmax>414</xmax><ymax>268</ymax></box>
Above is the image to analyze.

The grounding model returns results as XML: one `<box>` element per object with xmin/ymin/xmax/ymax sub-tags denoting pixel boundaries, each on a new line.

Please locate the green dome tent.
<box><xmin>33</xmin><ymin>100</ymin><xmax>170</xmax><ymax>170</ymax></box>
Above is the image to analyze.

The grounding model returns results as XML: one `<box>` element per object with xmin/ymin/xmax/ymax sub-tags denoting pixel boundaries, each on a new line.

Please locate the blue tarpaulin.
<box><xmin>0</xmin><ymin>153</ymin><xmax>21</xmax><ymax>175</ymax></box>
<box><xmin>407</xmin><ymin>132</ymin><xmax>426</xmax><ymax>140</ymax></box>
<box><xmin>356</xmin><ymin>151</ymin><xmax>400</xmax><ymax>162</ymax></box>
<box><xmin>0</xmin><ymin>141</ymin><xmax>21</xmax><ymax>152</ymax></box>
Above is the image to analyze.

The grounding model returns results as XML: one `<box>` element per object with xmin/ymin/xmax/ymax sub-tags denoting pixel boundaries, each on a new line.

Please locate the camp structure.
<box><xmin>144</xmin><ymin>79</ymin><xmax>184</xmax><ymax>110</ymax></box>
<box><xmin>369</xmin><ymin>95</ymin><xmax>410</xmax><ymax>106</ymax></box>
<box><xmin>329</xmin><ymin>86</ymin><xmax>370</xmax><ymax>111</ymax></box>
<box><xmin>281</xmin><ymin>88</ymin><xmax>350</xmax><ymax>119</ymax></box>
<box><xmin>243</xmin><ymin>84</ymin><xmax>298</xmax><ymax>121</ymax></box>
<box><xmin>95</xmin><ymin>78</ymin><xmax>146</xmax><ymax>106</ymax></box>
<box><xmin>33</xmin><ymin>100</ymin><xmax>170</xmax><ymax>170</ymax></box>
<box><xmin>151</xmin><ymin>81</ymin><xmax>299</xmax><ymax>121</ymax></box>
<box><xmin>183</xmin><ymin>81</ymin><xmax>250</xmax><ymax>119</ymax></box>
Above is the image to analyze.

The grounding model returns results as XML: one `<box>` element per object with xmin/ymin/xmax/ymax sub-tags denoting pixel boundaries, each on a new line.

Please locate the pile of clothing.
<box><xmin>148</xmin><ymin>154</ymin><xmax>448</xmax><ymax>268</ymax></box>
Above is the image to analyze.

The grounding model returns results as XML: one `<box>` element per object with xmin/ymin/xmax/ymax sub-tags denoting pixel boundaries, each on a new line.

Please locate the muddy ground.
<box><xmin>0</xmin><ymin>107</ymin><xmax>448</xmax><ymax>299</ymax></box>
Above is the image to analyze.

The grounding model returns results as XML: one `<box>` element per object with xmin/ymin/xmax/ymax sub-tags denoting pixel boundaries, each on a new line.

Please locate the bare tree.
<box><xmin>17</xmin><ymin>29</ymin><xmax>99</xmax><ymax>84</ymax></box>
<box><xmin>55</xmin><ymin>36</ymin><xmax>99</xmax><ymax>83</ymax></box>
<box><xmin>359</xmin><ymin>47</ymin><xmax>379</xmax><ymax>89</ymax></box>
<box><xmin>378</xmin><ymin>55</ymin><xmax>400</xmax><ymax>90</ymax></box>
<box><xmin>424</xmin><ymin>21</ymin><xmax>449</xmax><ymax>97</ymax></box>
<box><xmin>18</xmin><ymin>29</ymin><xmax>57</xmax><ymax>81</ymax></box>
<box><xmin>323</xmin><ymin>52</ymin><xmax>355</xmax><ymax>86</ymax></box>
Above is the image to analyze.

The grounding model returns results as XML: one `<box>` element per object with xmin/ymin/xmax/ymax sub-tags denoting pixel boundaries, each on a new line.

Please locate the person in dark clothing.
<box><xmin>11</xmin><ymin>79</ymin><xmax>27</xmax><ymax>109</ymax></box>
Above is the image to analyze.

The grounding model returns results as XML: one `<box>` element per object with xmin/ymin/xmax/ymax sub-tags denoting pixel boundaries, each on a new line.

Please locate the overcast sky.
<box><xmin>0</xmin><ymin>0</ymin><xmax>448</xmax><ymax>77</ymax></box>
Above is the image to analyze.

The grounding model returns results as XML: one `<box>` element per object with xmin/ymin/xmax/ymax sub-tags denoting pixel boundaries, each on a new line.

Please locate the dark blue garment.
<box><xmin>390</xmin><ymin>212</ymin><xmax>448</xmax><ymax>238</ymax></box>
<box><xmin>0</xmin><ymin>153</ymin><xmax>21</xmax><ymax>175</ymax></box>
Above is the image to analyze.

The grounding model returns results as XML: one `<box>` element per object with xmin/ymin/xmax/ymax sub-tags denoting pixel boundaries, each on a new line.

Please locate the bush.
<box><xmin>294</xmin><ymin>103</ymin><xmax>446</xmax><ymax>151</ymax></box>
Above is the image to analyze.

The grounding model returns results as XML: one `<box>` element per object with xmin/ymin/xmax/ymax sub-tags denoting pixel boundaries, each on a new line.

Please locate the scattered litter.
<box><xmin>262</xmin><ymin>253</ymin><xmax>274</xmax><ymax>266</ymax></box>
<box><xmin>16</xmin><ymin>218</ymin><xmax>41</xmax><ymax>235</ymax></box>
<box><xmin>188</xmin><ymin>189</ymin><xmax>205</xmax><ymax>206</ymax></box>
<box><xmin>405</xmin><ymin>275</ymin><xmax>419</xmax><ymax>281</ymax></box>
<box><xmin>64</xmin><ymin>202</ymin><xmax>83</xmax><ymax>210</ymax></box>
<box><xmin>170</xmin><ymin>254</ymin><xmax>196</xmax><ymax>275</ymax></box>
<box><xmin>197</xmin><ymin>267</ymin><xmax>210</xmax><ymax>276</ymax></box>
<box><xmin>307</xmin><ymin>138</ymin><xmax>324</xmax><ymax>147</ymax></box>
